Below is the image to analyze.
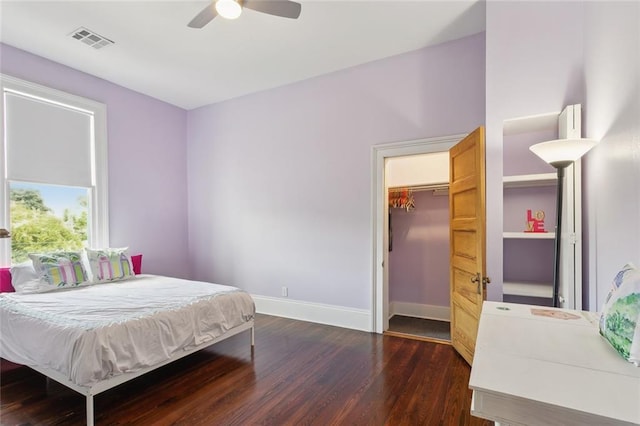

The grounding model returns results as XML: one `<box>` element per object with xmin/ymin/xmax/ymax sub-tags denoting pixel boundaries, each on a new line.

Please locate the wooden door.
<box><xmin>449</xmin><ymin>127</ymin><xmax>488</xmax><ymax>365</ymax></box>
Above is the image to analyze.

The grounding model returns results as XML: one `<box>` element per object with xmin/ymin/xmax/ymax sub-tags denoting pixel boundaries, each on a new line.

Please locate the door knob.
<box><xmin>470</xmin><ymin>273</ymin><xmax>490</xmax><ymax>294</ymax></box>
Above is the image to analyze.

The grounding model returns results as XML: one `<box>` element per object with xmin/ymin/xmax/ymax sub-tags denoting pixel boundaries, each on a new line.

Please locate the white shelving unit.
<box><xmin>503</xmin><ymin>231</ymin><xmax>555</xmax><ymax>239</ymax></box>
<box><xmin>501</xmin><ymin>281</ymin><xmax>554</xmax><ymax>299</ymax></box>
<box><xmin>503</xmin><ymin>173</ymin><xmax>556</xmax><ymax>188</ymax></box>
<box><xmin>502</xmin><ymin>105</ymin><xmax>584</xmax><ymax>308</ymax></box>
<box><xmin>503</xmin><ymin>173</ymin><xmax>557</xmax><ymax>302</ymax></box>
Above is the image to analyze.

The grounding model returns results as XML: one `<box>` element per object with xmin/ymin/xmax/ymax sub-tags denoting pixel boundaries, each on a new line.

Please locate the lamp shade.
<box><xmin>529</xmin><ymin>138</ymin><xmax>598</xmax><ymax>168</ymax></box>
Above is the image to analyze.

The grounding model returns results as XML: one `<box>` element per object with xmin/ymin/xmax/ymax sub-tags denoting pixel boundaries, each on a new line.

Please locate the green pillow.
<box><xmin>599</xmin><ymin>263</ymin><xmax>640</xmax><ymax>366</ymax></box>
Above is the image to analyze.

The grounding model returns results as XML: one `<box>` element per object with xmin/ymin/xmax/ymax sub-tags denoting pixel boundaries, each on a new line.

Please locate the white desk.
<box><xmin>469</xmin><ymin>301</ymin><xmax>640</xmax><ymax>426</ymax></box>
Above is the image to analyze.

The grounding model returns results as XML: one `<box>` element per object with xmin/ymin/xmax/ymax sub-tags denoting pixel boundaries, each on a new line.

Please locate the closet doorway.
<box><xmin>371</xmin><ymin>134</ymin><xmax>464</xmax><ymax>337</ymax></box>
<box><xmin>386</xmin><ymin>156</ymin><xmax>451</xmax><ymax>343</ymax></box>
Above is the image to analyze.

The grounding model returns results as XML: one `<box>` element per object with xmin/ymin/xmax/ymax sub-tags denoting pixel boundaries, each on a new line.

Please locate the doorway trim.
<box><xmin>371</xmin><ymin>133</ymin><xmax>465</xmax><ymax>333</ymax></box>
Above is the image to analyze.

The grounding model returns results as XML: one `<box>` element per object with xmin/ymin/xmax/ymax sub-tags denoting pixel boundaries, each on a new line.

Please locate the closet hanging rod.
<box><xmin>388</xmin><ymin>183</ymin><xmax>449</xmax><ymax>192</ymax></box>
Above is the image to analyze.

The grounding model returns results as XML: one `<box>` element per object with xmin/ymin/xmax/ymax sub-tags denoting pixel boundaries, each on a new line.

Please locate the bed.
<box><xmin>0</xmin><ymin>273</ymin><xmax>255</xmax><ymax>426</ymax></box>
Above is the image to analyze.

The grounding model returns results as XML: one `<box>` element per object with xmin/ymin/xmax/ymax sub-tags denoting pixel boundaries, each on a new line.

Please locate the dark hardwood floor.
<box><xmin>0</xmin><ymin>314</ymin><xmax>492</xmax><ymax>425</ymax></box>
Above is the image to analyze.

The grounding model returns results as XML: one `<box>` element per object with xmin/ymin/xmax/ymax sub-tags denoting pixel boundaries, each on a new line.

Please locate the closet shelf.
<box><xmin>503</xmin><ymin>232</ymin><xmax>555</xmax><ymax>239</ymax></box>
<box><xmin>503</xmin><ymin>281</ymin><xmax>553</xmax><ymax>298</ymax></box>
<box><xmin>503</xmin><ymin>173</ymin><xmax>557</xmax><ymax>188</ymax></box>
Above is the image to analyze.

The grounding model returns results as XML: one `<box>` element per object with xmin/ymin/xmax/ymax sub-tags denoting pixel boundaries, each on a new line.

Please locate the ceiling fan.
<box><xmin>188</xmin><ymin>0</ymin><xmax>302</xmax><ymax>28</ymax></box>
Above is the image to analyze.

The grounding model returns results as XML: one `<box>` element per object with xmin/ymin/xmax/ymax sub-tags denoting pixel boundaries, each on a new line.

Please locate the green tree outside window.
<box><xmin>9</xmin><ymin>186</ymin><xmax>88</xmax><ymax>264</ymax></box>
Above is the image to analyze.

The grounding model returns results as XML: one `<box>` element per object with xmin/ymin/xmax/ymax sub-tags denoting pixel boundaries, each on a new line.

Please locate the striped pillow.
<box><xmin>86</xmin><ymin>247</ymin><xmax>135</xmax><ymax>283</ymax></box>
<box><xmin>28</xmin><ymin>251</ymin><xmax>90</xmax><ymax>291</ymax></box>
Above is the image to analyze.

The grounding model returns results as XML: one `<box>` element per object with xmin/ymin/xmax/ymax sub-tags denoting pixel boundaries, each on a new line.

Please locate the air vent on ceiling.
<box><xmin>69</xmin><ymin>27</ymin><xmax>114</xmax><ymax>50</ymax></box>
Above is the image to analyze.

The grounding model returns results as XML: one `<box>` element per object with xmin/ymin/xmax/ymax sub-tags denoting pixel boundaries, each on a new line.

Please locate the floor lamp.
<box><xmin>529</xmin><ymin>138</ymin><xmax>598</xmax><ymax>308</ymax></box>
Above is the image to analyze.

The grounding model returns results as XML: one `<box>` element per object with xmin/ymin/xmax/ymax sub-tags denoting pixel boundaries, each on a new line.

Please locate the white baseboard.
<box><xmin>251</xmin><ymin>295</ymin><xmax>372</xmax><ymax>332</ymax></box>
<box><xmin>389</xmin><ymin>301</ymin><xmax>450</xmax><ymax>322</ymax></box>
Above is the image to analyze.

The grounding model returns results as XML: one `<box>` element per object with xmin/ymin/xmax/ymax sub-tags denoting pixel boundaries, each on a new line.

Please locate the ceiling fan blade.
<box><xmin>243</xmin><ymin>0</ymin><xmax>301</xmax><ymax>19</ymax></box>
<box><xmin>188</xmin><ymin>3</ymin><xmax>218</xmax><ymax>28</ymax></box>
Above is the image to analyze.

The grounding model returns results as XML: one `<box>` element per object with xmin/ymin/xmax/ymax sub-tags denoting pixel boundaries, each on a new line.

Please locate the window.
<box><xmin>9</xmin><ymin>182</ymin><xmax>88</xmax><ymax>263</ymax></box>
<box><xmin>1</xmin><ymin>74</ymin><xmax>109</xmax><ymax>266</ymax></box>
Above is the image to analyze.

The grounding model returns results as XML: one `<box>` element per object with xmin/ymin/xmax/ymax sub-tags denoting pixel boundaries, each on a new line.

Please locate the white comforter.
<box><xmin>0</xmin><ymin>274</ymin><xmax>255</xmax><ymax>386</ymax></box>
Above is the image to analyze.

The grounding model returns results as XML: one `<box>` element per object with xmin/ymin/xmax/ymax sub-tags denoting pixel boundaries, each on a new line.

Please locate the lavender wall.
<box><xmin>0</xmin><ymin>44</ymin><xmax>190</xmax><ymax>278</ymax></box>
<box><xmin>503</xmin><ymin>239</ymin><xmax>554</xmax><ymax>285</ymax></box>
<box><xmin>503</xmin><ymin>129</ymin><xmax>558</xmax><ymax>177</ymax></box>
<box><xmin>583</xmin><ymin>2</ymin><xmax>640</xmax><ymax>309</ymax></box>
<box><xmin>485</xmin><ymin>1</ymin><xmax>585</xmax><ymax>301</ymax></box>
<box><xmin>389</xmin><ymin>190</ymin><xmax>450</xmax><ymax>307</ymax></box>
<box><xmin>187</xmin><ymin>34</ymin><xmax>485</xmax><ymax>309</ymax></box>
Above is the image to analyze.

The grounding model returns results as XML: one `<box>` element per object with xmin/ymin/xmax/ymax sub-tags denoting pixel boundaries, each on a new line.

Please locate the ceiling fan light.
<box><xmin>216</xmin><ymin>0</ymin><xmax>242</xmax><ymax>19</ymax></box>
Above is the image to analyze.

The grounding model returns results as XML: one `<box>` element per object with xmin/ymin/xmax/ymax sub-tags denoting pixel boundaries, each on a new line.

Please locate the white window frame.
<box><xmin>0</xmin><ymin>74</ymin><xmax>109</xmax><ymax>266</ymax></box>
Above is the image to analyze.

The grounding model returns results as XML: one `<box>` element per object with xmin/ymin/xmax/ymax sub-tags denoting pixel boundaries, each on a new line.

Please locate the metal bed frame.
<box><xmin>29</xmin><ymin>320</ymin><xmax>255</xmax><ymax>426</ymax></box>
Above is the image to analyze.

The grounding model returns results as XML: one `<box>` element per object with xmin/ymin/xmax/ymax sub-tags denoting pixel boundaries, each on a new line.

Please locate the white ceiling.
<box><xmin>0</xmin><ymin>0</ymin><xmax>485</xmax><ymax>110</ymax></box>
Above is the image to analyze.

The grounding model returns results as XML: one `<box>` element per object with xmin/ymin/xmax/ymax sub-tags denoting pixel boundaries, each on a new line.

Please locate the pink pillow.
<box><xmin>0</xmin><ymin>268</ymin><xmax>15</xmax><ymax>293</ymax></box>
<box><xmin>131</xmin><ymin>254</ymin><xmax>142</xmax><ymax>275</ymax></box>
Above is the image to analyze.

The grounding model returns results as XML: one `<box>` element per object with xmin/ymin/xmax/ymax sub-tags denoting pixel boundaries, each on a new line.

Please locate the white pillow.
<box><xmin>10</xmin><ymin>262</ymin><xmax>41</xmax><ymax>293</ymax></box>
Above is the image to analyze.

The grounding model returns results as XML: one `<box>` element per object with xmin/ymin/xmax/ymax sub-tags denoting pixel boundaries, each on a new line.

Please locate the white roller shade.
<box><xmin>5</xmin><ymin>91</ymin><xmax>93</xmax><ymax>187</ymax></box>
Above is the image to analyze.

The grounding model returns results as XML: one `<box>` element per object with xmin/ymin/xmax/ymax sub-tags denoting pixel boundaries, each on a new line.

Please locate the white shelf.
<box><xmin>503</xmin><ymin>232</ymin><xmax>555</xmax><ymax>239</ymax></box>
<box><xmin>503</xmin><ymin>173</ymin><xmax>557</xmax><ymax>188</ymax></box>
<box><xmin>503</xmin><ymin>281</ymin><xmax>553</xmax><ymax>298</ymax></box>
<box><xmin>502</xmin><ymin>111</ymin><xmax>559</xmax><ymax>135</ymax></box>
